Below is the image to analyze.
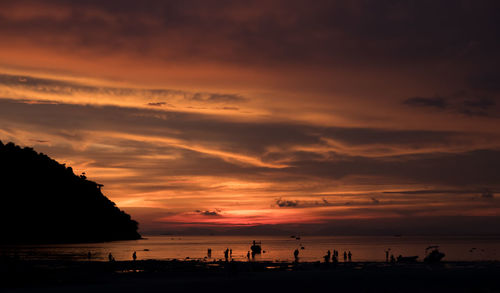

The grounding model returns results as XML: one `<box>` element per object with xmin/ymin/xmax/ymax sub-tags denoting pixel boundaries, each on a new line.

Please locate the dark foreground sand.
<box><xmin>1</xmin><ymin>259</ymin><xmax>500</xmax><ymax>293</ymax></box>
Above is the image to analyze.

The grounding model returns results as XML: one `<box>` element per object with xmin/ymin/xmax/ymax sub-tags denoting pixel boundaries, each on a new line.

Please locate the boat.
<box><xmin>251</xmin><ymin>240</ymin><xmax>262</xmax><ymax>254</ymax></box>
<box><xmin>396</xmin><ymin>255</ymin><xmax>418</xmax><ymax>263</ymax></box>
<box><xmin>424</xmin><ymin>246</ymin><xmax>445</xmax><ymax>263</ymax></box>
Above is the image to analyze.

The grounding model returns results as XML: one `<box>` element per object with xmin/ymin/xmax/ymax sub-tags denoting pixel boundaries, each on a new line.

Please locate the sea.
<box><xmin>1</xmin><ymin>235</ymin><xmax>499</xmax><ymax>262</ymax></box>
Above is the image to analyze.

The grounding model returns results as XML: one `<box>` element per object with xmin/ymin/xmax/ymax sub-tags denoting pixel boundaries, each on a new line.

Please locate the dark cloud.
<box><xmin>29</xmin><ymin>139</ymin><xmax>49</xmax><ymax>143</ymax></box>
<box><xmin>463</xmin><ymin>97</ymin><xmax>496</xmax><ymax>110</ymax></box>
<box><xmin>460</xmin><ymin>97</ymin><xmax>497</xmax><ymax>116</ymax></box>
<box><xmin>403</xmin><ymin>93</ymin><xmax>499</xmax><ymax>117</ymax></box>
<box><xmin>468</xmin><ymin>71</ymin><xmax>500</xmax><ymax>92</ymax></box>
<box><xmin>0</xmin><ymin>73</ymin><xmax>246</xmax><ymax>106</ymax></box>
<box><xmin>1</xmin><ymin>0</ymin><xmax>499</xmax><ymax>69</ymax></box>
<box><xmin>322</xmin><ymin>127</ymin><xmax>457</xmax><ymax>146</ymax></box>
<box><xmin>275</xmin><ymin>198</ymin><xmax>298</xmax><ymax>207</ymax></box>
<box><xmin>147</xmin><ymin>102</ymin><xmax>167</xmax><ymax>107</ymax></box>
<box><xmin>190</xmin><ymin>93</ymin><xmax>246</xmax><ymax>103</ymax></box>
<box><xmin>481</xmin><ymin>189</ymin><xmax>494</xmax><ymax>199</ymax></box>
<box><xmin>0</xmin><ymin>73</ymin><xmax>175</xmax><ymax>97</ymax></box>
<box><xmin>403</xmin><ymin>97</ymin><xmax>448</xmax><ymax>109</ymax></box>
<box><xmin>287</xmin><ymin>149</ymin><xmax>500</xmax><ymax>187</ymax></box>
<box><xmin>195</xmin><ymin>210</ymin><xmax>221</xmax><ymax>217</ymax></box>
<box><xmin>275</xmin><ymin>197</ymin><xmax>387</xmax><ymax>209</ymax></box>
<box><xmin>1</xmin><ymin>98</ymin><xmax>500</xmax><ymax>188</ymax></box>
<box><xmin>383</xmin><ymin>189</ymin><xmax>475</xmax><ymax>195</ymax></box>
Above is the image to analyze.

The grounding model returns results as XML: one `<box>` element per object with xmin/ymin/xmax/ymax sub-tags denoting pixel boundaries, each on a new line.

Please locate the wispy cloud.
<box><xmin>403</xmin><ymin>97</ymin><xmax>448</xmax><ymax>109</ymax></box>
<box><xmin>1</xmin><ymin>0</ymin><xmax>500</xmax><ymax>233</ymax></box>
<box><xmin>403</xmin><ymin>92</ymin><xmax>498</xmax><ymax>117</ymax></box>
<box><xmin>195</xmin><ymin>210</ymin><xmax>222</xmax><ymax>217</ymax></box>
<box><xmin>0</xmin><ymin>73</ymin><xmax>247</xmax><ymax>112</ymax></box>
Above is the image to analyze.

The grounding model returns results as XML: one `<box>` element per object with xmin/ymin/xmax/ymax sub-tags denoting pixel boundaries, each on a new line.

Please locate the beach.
<box><xmin>2</xmin><ymin>259</ymin><xmax>500</xmax><ymax>293</ymax></box>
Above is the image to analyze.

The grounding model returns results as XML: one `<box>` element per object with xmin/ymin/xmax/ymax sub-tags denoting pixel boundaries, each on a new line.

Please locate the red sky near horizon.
<box><xmin>0</xmin><ymin>0</ymin><xmax>499</xmax><ymax>234</ymax></box>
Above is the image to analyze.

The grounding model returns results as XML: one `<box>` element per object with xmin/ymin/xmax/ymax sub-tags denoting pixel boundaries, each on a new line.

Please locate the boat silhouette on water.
<box><xmin>424</xmin><ymin>246</ymin><xmax>445</xmax><ymax>263</ymax></box>
<box><xmin>251</xmin><ymin>240</ymin><xmax>262</xmax><ymax>254</ymax></box>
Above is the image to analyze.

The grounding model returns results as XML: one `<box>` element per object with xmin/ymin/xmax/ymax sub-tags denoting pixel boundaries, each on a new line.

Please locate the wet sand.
<box><xmin>1</xmin><ymin>259</ymin><xmax>500</xmax><ymax>292</ymax></box>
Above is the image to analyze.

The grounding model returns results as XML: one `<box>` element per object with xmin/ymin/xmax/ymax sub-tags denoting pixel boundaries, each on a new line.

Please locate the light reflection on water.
<box><xmin>1</xmin><ymin>235</ymin><xmax>499</xmax><ymax>262</ymax></box>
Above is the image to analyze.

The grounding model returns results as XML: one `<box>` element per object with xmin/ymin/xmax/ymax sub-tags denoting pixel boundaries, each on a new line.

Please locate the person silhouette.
<box><xmin>332</xmin><ymin>253</ymin><xmax>338</xmax><ymax>263</ymax></box>
<box><xmin>207</xmin><ymin>248</ymin><xmax>212</xmax><ymax>258</ymax></box>
<box><xmin>324</xmin><ymin>250</ymin><xmax>331</xmax><ymax>263</ymax></box>
<box><xmin>343</xmin><ymin>251</ymin><xmax>347</xmax><ymax>262</ymax></box>
<box><xmin>294</xmin><ymin>249</ymin><xmax>299</xmax><ymax>262</ymax></box>
<box><xmin>230</xmin><ymin>249</ymin><xmax>232</xmax><ymax>258</ymax></box>
<box><xmin>348</xmin><ymin>251</ymin><xmax>352</xmax><ymax>262</ymax></box>
<box><xmin>108</xmin><ymin>253</ymin><xmax>114</xmax><ymax>262</ymax></box>
<box><xmin>224</xmin><ymin>248</ymin><xmax>229</xmax><ymax>261</ymax></box>
<box><xmin>133</xmin><ymin>251</ymin><xmax>137</xmax><ymax>261</ymax></box>
<box><xmin>247</xmin><ymin>251</ymin><xmax>250</xmax><ymax>260</ymax></box>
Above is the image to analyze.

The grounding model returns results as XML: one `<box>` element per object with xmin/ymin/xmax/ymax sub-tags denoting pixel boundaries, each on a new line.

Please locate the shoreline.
<box><xmin>2</xmin><ymin>259</ymin><xmax>500</xmax><ymax>292</ymax></box>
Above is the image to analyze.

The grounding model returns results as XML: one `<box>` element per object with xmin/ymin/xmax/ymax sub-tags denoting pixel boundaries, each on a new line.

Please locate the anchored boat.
<box><xmin>251</xmin><ymin>240</ymin><xmax>262</xmax><ymax>254</ymax></box>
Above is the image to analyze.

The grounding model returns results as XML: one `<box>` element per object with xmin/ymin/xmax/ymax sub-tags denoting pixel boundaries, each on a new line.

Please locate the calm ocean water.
<box><xmin>1</xmin><ymin>235</ymin><xmax>499</xmax><ymax>262</ymax></box>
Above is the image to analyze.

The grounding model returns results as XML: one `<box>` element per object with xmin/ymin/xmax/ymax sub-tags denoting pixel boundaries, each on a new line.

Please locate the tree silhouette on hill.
<box><xmin>0</xmin><ymin>141</ymin><xmax>141</xmax><ymax>243</ymax></box>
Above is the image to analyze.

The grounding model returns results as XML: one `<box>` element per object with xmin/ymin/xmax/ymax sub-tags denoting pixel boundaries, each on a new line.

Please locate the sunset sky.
<box><xmin>1</xmin><ymin>0</ymin><xmax>499</xmax><ymax>234</ymax></box>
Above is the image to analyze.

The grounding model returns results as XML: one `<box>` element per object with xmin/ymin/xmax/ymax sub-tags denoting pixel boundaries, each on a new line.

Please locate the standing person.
<box><xmin>133</xmin><ymin>251</ymin><xmax>137</xmax><ymax>261</ymax></box>
<box><xmin>324</xmin><ymin>250</ymin><xmax>331</xmax><ymax>263</ymax></box>
<box><xmin>343</xmin><ymin>251</ymin><xmax>347</xmax><ymax>262</ymax></box>
<box><xmin>108</xmin><ymin>253</ymin><xmax>114</xmax><ymax>262</ymax></box>
<box><xmin>230</xmin><ymin>249</ymin><xmax>232</xmax><ymax>258</ymax></box>
<box><xmin>385</xmin><ymin>249</ymin><xmax>390</xmax><ymax>262</ymax></box>
<box><xmin>348</xmin><ymin>251</ymin><xmax>352</xmax><ymax>262</ymax></box>
<box><xmin>207</xmin><ymin>248</ymin><xmax>212</xmax><ymax>258</ymax></box>
<box><xmin>294</xmin><ymin>249</ymin><xmax>299</xmax><ymax>262</ymax></box>
<box><xmin>224</xmin><ymin>248</ymin><xmax>229</xmax><ymax>261</ymax></box>
<box><xmin>247</xmin><ymin>251</ymin><xmax>250</xmax><ymax>260</ymax></box>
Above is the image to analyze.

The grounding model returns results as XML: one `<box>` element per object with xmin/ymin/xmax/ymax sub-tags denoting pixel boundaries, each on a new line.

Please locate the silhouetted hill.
<box><xmin>0</xmin><ymin>141</ymin><xmax>141</xmax><ymax>243</ymax></box>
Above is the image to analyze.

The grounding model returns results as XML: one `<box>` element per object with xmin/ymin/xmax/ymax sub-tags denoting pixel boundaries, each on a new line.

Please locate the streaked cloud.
<box><xmin>404</xmin><ymin>92</ymin><xmax>499</xmax><ymax>117</ymax></box>
<box><xmin>1</xmin><ymin>0</ymin><xmax>500</xmax><ymax>234</ymax></box>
